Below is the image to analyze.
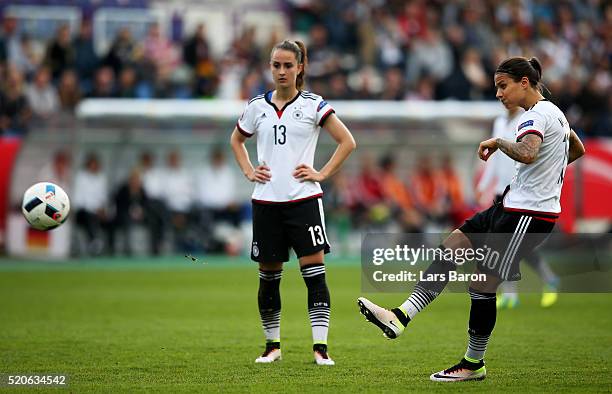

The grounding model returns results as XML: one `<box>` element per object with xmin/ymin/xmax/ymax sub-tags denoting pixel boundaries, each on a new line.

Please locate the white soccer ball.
<box><xmin>22</xmin><ymin>182</ymin><xmax>70</xmax><ymax>231</ymax></box>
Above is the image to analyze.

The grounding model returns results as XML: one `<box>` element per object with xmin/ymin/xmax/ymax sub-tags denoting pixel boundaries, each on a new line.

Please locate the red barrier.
<box><xmin>559</xmin><ymin>138</ymin><xmax>612</xmax><ymax>232</ymax></box>
<box><xmin>0</xmin><ymin>136</ymin><xmax>22</xmax><ymax>248</ymax></box>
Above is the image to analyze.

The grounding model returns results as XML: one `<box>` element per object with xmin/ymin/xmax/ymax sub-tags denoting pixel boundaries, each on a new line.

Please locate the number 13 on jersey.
<box><xmin>273</xmin><ymin>125</ymin><xmax>286</xmax><ymax>145</ymax></box>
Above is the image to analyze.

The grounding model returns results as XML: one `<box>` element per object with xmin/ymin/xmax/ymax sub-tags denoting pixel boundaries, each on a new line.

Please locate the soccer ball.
<box><xmin>22</xmin><ymin>182</ymin><xmax>70</xmax><ymax>231</ymax></box>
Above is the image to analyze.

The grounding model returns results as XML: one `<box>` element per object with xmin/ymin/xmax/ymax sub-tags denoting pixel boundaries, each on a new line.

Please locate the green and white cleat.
<box><xmin>496</xmin><ymin>293</ymin><xmax>519</xmax><ymax>309</ymax></box>
<box><xmin>255</xmin><ymin>344</ymin><xmax>282</xmax><ymax>363</ymax></box>
<box><xmin>541</xmin><ymin>283</ymin><xmax>559</xmax><ymax>308</ymax></box>
<box><xmin>430</xmin><ymin>358</ymin><xmax>486</xmax><ymax>382</ymax></box>
<box><xmin>357</xmin><ymin>297</ymin><xmax>405</xmax><ymax>339</ymax></box>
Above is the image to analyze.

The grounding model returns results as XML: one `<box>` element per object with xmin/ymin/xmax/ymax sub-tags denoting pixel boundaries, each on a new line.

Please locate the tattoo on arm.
<box><xmin>496</xmin><ymin>134</ymin><xmax>542</xmax><ymax>164</ymax></box>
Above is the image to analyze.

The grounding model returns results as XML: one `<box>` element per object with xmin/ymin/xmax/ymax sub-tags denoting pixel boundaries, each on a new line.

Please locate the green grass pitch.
<box><xmin>0</xmin><ymin>256</ymin><xmax>610</xmax><ymax>392</ymax></box>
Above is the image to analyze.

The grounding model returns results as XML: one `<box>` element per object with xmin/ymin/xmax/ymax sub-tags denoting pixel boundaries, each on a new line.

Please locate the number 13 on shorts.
<box><xmin>308</xmin><ymin>225</ymin><xmax>325</xmax><ymax>246</ymax></box>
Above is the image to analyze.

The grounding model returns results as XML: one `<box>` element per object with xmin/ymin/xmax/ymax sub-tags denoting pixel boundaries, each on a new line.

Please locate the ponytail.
<box><xmin>294</xmin><ymin>40</ymin><xmax>307</xmax><ymax>90</ymax></box>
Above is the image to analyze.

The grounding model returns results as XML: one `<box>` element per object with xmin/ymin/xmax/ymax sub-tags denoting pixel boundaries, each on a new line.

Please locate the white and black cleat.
<box><xmin>313</xmin><ymin>344</ymin><xmax>335</xmax><ymax>366</ymax></box>
<box><xmin>255</xmin><ymin>345</ymin><xmax>282</xmax><ymax>363</ymax></box>
<box><xmin>357</xmin><ymin>297</ymin><xmax>405</xmax><ymax>339</ymax></box>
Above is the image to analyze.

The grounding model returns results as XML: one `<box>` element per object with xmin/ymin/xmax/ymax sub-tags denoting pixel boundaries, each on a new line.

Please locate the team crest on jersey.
<box><xmin>292</xmin><ymin>109</ymin><xmax>304</xmax><ymax>120</ymax></box>
<box><xmin>252</xmin><ymin>243</ymin><xmax>259</xmax><ymax>257</ymax></box>
<box><xmin>518</xmin><ymin>120</ymin><xmax>534</xmax><ymax>131</ymax></box>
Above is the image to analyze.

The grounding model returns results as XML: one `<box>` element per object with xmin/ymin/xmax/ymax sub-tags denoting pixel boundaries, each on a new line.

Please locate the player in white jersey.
<box><xmin>357</xmin><ymin>57</ymin><xmax>585</xmax><ymax>382</ymax></box>
<box><xmin>230</xmin><ymin>40</ymin><xmax>356</xmax><ymax>366</ymax></box>
<box><xmin>477</xmin><ymin>106</ymin><xmax>560</xmax><ymax>309</ymax></box>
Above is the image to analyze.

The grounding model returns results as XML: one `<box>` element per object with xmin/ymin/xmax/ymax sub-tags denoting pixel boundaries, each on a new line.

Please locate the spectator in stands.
<box><xmin>44</xmin><ymin>24</ymin><xmax>74</xmax><ymax>80</ymax></box>
<box><xmin>89</xmin><ymin>66</ymin><xmax>115</xmax><ymax>98</ymax></box>
<box><xmin>372</xmin><ymin>8</ymin><xmax>406</xmax><ymax>70</ymax></box>
<box><xmin>354</xmin><ymin>153</ymin><xmax>386</xmax><ymax>227</ymax></box>
<box><xmin>2</xmin><ymin>17</ymin><xmax>20</xmax><ymax>68</ymax></box>
<box><xmin>73</xmin><ymin>152</ymin><xmax>112</xmax><ymax>256</ymax></box>
<box><xmin>57</xmin><ymin>69</ymin><xmax>82</xmax><ymax>112</ymax></box>
<box><xmin>577</xmin><ymin>69</ymin><xmax>611</xmax><ymax>137</ymax></box>
<box><xmin>143</xmin><ymin>23</ymin><xmax>179</xmax><ymax>80</ymax></box>
<box><xmin>0</xmin><ymin>66</ymin><xmax>31</xmax><ymax>136</ymax></box>
<box><xmin>104</xmin><ymin>27</ymin><xmax>138</xmax><ymax>75</ymax></box>
<box><xmin>161</xmin><ymin>150</ymin><xmax>195</xmax><ymax>252</ymax></box>
<box><xmin>10</xmin><ymin>33</ymin><xmax>40</xmax><ymax>79</ymax></box>
<box><xmin>406</xmin><ymin>74</ymin><xmax>435</xmax><ymax>101</ymax></box>
<box><xmin>113</xmin><ymin>168</ymin><xmax>149</xmax><ymax>256</ymax></box>
<box><xmin>322</xmin><ymin>172</ymin><xmax>358</xmax><ymax>253</ymax></box>
<box><xmin>460</xmin><ymin>2</ymin><xmax>496</xmax><ymax>57</ymax></box>
<box><xmin>72</xmin><ymin>20</ymin><xmax>98</xmax><ymax>91</ymax></box>
<box><xmin>231</xmin><ymin>26</ymin><xmax>260</xmax><ymax>66</ymax></box>
<box><xmin>25</xmin><ymin>66</ymin><xmax>59</xmax><ymax>118</ymax></box>
<box><xmin>397</xmin><ymin>0</ymin><xmax>428</xmax><ymax>43</ymax></box>
<box><xmin>195</xmin><ymin>147</ymin><xmax>241</xmax><ymax>253</ymax></box>
<box><xmin>307</xmin><ymin>24</ymin><xmax>339</xmax><ymax>80</ymax></box>
<box><xmin>195</xmin><ymin>148</ymin><xmax>239</xmax><ymax>224</ymax></box>
<box><xmin>115</xmin><ymin>67</ymin><xmax>138</xmax><ymax>98</ymax></box>
<box><xmin>138</xmin><ymin>151</ymin><xmax>166</xmax><ymax>255</ymax></box>
<box><xmin>438</xmin><ymin>46</ymin><xmax>480</xmax><ymax>100</ymax></box>
<box><xmin>380</xmin><ymin>67</ymin><xmax>406</xmax><ymax>100</ymax></box>
<box><xmin>406</xmin><ymin>28</ymin><xmax>453</xmax><ymax>86</ymax></box>
<box><xmin>214</xmin><ymin>54</ymin><xmax>242</xmax><ymax>99</ymax></box>
<box><xmin>183</xmin><ymin>24</ymin><xmax>217</xmax><ymax>97</ymax></box>
<box><xmin>379</xmin><ymin>154</ymin><xmax>422</xmax><ymax>232</ymax></box>
<box><xmin>0</xmin><ymin>20</ymin><xmax>8</xmax><ymax>64</ymax></box>
<box><xmin>439</xmin><ymin>154</ymin><xmax>469</xmax><ymax>227</ymax></box>
<box><xmin>38</xmin><ymin>149</ymin><xmax>72</xmax><ymax>194</ymax></box>
<box><xmin>240</xmin><ymin>69</ymin><xmax>266</xmax><ymax>100</ymax></box>
<box><xmin>326</xmin><ymin>72</ymin><xmax>352</xmax><ymax>100</ymax></box>
<box><xmin>349</xmin><ymin>66</ymin><xmax>383</xmax><ymax>100</ymax></box>
<box><xmin>410</xmin><ymin>154</ymin><xmax>447</xmax><ymax>226</ymax></box>
<box><xmin>150</xmin><ymin>65</ymin><xmax>174</xmax><ymax>98</ymax></box>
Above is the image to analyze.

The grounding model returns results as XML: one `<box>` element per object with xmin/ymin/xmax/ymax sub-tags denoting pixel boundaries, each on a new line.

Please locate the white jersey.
<box><xmin>237</xmin><ymin>90</ymin><xmax>335</xmax><ymax>203</ymax></box>
<box><xmin>503</xmin><ymin>100</ymin><xmax>571</xmax><ymax>217</ymax></box>
<box><xmin>477</xmin><ymin>109</ymin><xmax>523</xmax><ymax>196</ymax></box>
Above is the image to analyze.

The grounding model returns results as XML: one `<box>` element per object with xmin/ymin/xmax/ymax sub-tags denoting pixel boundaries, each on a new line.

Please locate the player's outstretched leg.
<box><xmin>430</xmin><ymin>287</ymin><xmax>495</xmax><ymax>382</ymax></box>
<box><xmin>301</xmin><ymin>263</ymin><xmax>334</xmax><ymax>365</ymax></box>
<box><xmin>255</xmin><ymin>269</ymin><xmax>283</xmax><ymax>363</ymax></box>
<box><xmin>358</xmin><ymin>245</ymin><xmax>454</xmax><ymax>339</ymax></box>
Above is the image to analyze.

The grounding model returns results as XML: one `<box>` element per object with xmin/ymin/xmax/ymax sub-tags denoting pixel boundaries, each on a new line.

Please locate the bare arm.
<box><xmin>229</xmin><ymin>128</ymin><xmax>270</xmax><ymax>183</ymax></box>
<box><xmin>478</xmin><ymin>134</ymin><xmax>542</xmax><ymax>164</ymax></box>
<box><xmin>568</xmin><ymin>128</ymin><xmax>585</xmax><ymax>164</ymax></box>
<box><xmin>293</xmin><ymin>113</ymin><xmax>357</xmax><ymax>182</ymax></box>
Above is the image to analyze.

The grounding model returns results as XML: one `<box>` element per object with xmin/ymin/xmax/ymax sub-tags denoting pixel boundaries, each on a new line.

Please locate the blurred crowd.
<box><xmin>1</xmin><ymin>0</ymin><xmax>610</xmax><ymax>137</ymax></box>
<box><xmin>40</xmin><ymin>148</ymin><xmax>471</xmax><ymax>257</ymax></box>
<box><xmin>323</xmin><ymin>153</ymin><xmax>473</xmax><ymax>240</ymax></box>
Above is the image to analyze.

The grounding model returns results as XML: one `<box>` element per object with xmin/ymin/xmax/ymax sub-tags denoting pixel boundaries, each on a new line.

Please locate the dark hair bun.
<box><xmin>528</xmin><ymin>57</ymin><xmax>542</xmax><ymax>80</ymax></box>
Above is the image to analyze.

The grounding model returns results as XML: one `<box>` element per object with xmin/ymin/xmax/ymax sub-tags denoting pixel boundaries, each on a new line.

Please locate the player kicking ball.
<box><xmin>357</xmin><ymin>56</ymin><xmax>585</xmax><ymax>382</ymax></box>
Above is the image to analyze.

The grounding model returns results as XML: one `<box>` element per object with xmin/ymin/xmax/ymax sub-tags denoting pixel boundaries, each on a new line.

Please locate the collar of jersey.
<box><xmin>265</xmin><ymin>90</ymin><xmax>302</xmax><ymax>118</ymax></box>
<box><xmin>528</xmin><ymin>98</ymin><xmax>548</xmax><ymax>111</ymax></box>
